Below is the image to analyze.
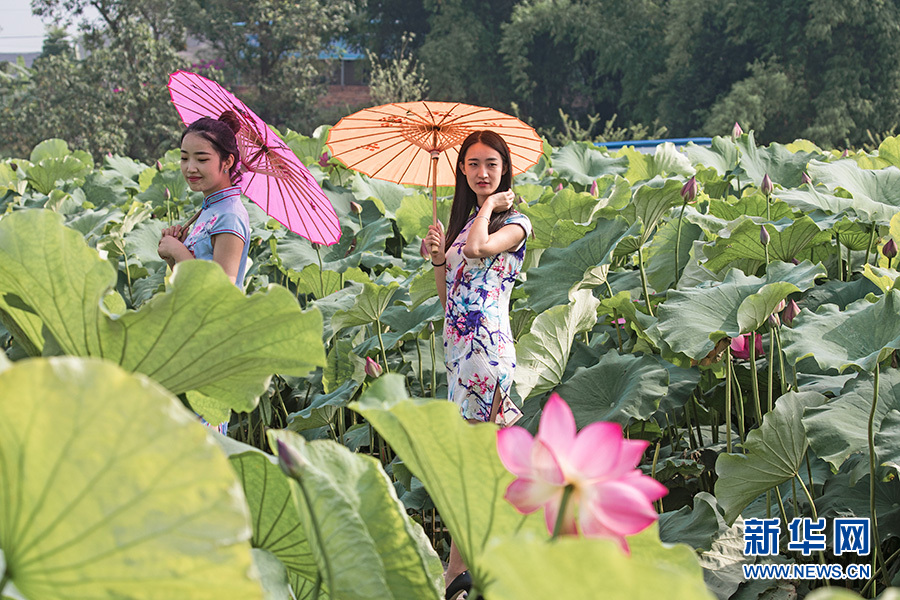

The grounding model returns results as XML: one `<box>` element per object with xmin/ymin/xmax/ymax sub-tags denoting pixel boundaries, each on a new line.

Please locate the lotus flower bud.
<box><xmin>318</xmin><ymin>152</ymin><xmax>329</xmax><ymax>167</ymax></box>
<box><xmin>365</xmin><ymin>356</ymin><xmax>383</xmax><ymax>378</ymax></box>
<box><xmin>883</xmin><ymin>238</ymin><xmax>897</xmax><ymax>259</ymax></box>
<box><xmin>427</xmin><ymin>321</ymin><xmax>435</xmax><ymax>334</ymax></box>
<box><xmin>590</xmin><ymin>180</ymin><xmax>598</xmax><ymax>197</ymax></box>
<box><xmin>774</xmin><ymin>299</ymin><xmax>786</xmax><ymax>313</ymax></box>
<box><xmin>761</xmin><ymin>174</ymin><xmax>774</xmax><ymax>195</ymax></box>
<box><xmin>9</xmin><ymin>162</ymin><xmax>17</xmax><ymax>171</ymax></box>
<box><xmin>156</xmin><ymin>160</ymin><xmax>163</xmax><ymax>171</ymax></box>
<box><xmin>801</xmin><ymin>172</ymin><xmax>812</xmax><ymax>185</ymax></box>
<box><xmin>681</xmin><ymin>176</ymin><xmax>697</xmax><ymax>203</ymax></box>
<box><xmin>768</xmin><ymin>312</ymin><xmax>781</xmax><ymax>328</ymax></box>
<box><xmin>420</xmin><ymin>238</ymin><xmax>430</xmax><ymax>260</ymax></box>
<box><xmin>732</xmin><ymin>122</ymin><xmax>743</xmax><ymax>138</ymax></box>
<box><xmin>164</xmin><ymin>187</ymin><xmax>171</xmax><ymax>201</ymax></box>
<box><xmin>556</xmin><ymin>183</ymin><xmax>563</xmax><ymax>192</ymax></box>
<box><xmin>842</xmin><ymin>149</ymin><xmax>850</xmax><ymax>158</ymax></box>
<box><xmin>782</xmin><ymin>299</ymin><xmax>800</xmax><ymax>326</ymax></box>
<box><xmin>276</xmin><ymin>439</ymin><xmax>308</xmax><ymax>479</ymax></box>
<box><xmin>547</xmin><ymin>168</ymin><xmax>554</xmax><ymax>175</ymax></box>
<box><xmin>760</xmin><ymin>225</ymin><xmax>770</xmax><ymax>246</ymax></box>
<box><xmin>350</xmin><ymin>201</ymin><xmax>362</xmax><ymax>215</ymax></box>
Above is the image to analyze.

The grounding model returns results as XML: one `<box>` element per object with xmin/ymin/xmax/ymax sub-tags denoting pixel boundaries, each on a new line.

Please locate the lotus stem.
<box><xmin>315</xmin><ymin>244</ymin><xmax>324</xmax><ymax>296</ymax></box>
<box><xmin>766</xmin><ymin>490</ymin><xmax>771</xmax><ymax>519</ymax></box>
<box><xmin>637</xmin><ymin>246</ymin><xmax>654</xmax><ymax>316</ymax></box>
<box><xmin>867</xmin><ymin>222</ymin><xmax>876</xmax><ymax>266</ymax></box>
<box><xmin>796</xmin><ymin>472</ymin><xmax>818</xmax><ymax>521</ymax></box>
<box><xmin>846</xmin><ymin>244</ymin><xmax>852</xmax><ymax>278</ymax></box>
<box><xmin>430</xmin><ymin>333</ymin><xmax>437</xmax><ymax>397</ymax></box>
<box><xmin>749</xmin><ymin>333</ymin><xmax>763</xmax><ymax>427</ymax></box>
<box><xmin>312</xmin><ymin>572</ymin><xmax>322</xmax><ymax>600</ymax></box>
<box><xmin>294</xmin><ymin>473</ymin><xmax>335</xmax><ymax>597</ymax></box>
<box><xmin>768</xmin><ymin>327</ymin><xmax>776</xmax><ymax>412</ymax></box>
<box><xmin>861</xmin><ymin>546</ymin><xmax>900</xmax><ymax>598</ymax></box>
<box><xmin>612</xmin><ymin>310</ymin><xmax>623</xmax><ymax>352</ymax></box>
<box><xmin>731</xmin><ymin>362</ymin><xmax>747</xmax><ymax>449</ymax></box>
<box><xmin>774</xmin><ymin>326</ymin><xmax>788</xmax><ymax>394</ymax></box>
<box><xmin>551</xmin><ymin>484</ymin><xmax>576</xmax><ymax>539</ymax></box>
<box><xmin>791</xmin><ymin>476</ymin><xmax>799</xmax><ymax>523</ymax></box>
<box><xmin>691</xmin><ymin>394</ymin><xmax>704</xmax><ymax>446</ymax></box>
<box><xmin>725</xmin><ymin>347</ymin><xmax>733</xmax><ymax>453</ymax></box>
<box><xmin>416</xmin><ymin>341</ymin><xmax>425</xmax><ymax>396</ymax></box>
<box><xmin>836</xmin><ymin>233</ymin><xmax>844</xmax><ymax>282</ymax></box>
<box><xmin>765</xmin><ymin>194</ymin><xmax>771</xmax><ymax>222</ymax></box>
<box><xmin>375</xmin><ymin>317</ymin><xmax>390</xmax><ymax>374</ymax></box>
<box><xmin>868</xmin><ymin>363</ymin><xmax>888</xmax><ymax>588</ymax></box>
<box><xmin>674</xmin><ymin>200</ymin><xmax>688</xmax><ymax>286</ymax></box>
<box><xmin>711</xmin><ymin>408</ymin><xmax>719</xmax><ymax>445</ymax></box>
<box><xmin>651</xmin><ymin>442</ymin><xmax>664</xmax><ymax>512</ymax></box>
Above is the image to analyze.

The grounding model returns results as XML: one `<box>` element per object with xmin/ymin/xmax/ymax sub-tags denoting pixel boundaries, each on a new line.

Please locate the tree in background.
<box><xmin>0</xmin><ymin>22</ymin><xmax>184</xmax><ymax>161</ymax></box>
<box><xmin>185</xmin><ymin>0</ymin><xmax>358</xmax><ymax>131</ymax></box>
<box><xmin>345</xmin><ymin>0</ymin><xmax>430</xmax><ymax>60</ymax></box>
<box><xmin>366</xmin><ymin>32</ymin><xmax>429</xmax><ymax>105</ymax></box>
<box><xmin>418</xmin><ymin>0</ymin><xmax>517</xmax><ymax>108</ymax></box>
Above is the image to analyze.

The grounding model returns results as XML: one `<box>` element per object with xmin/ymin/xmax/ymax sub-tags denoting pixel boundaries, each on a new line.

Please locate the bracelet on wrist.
<box><xmin>432</xmin><ymin>259</ymin><xmax>446</xmax><ymax>267</ymax></box>
<box><xmin>474</xmin><ymin>215</ymin><xmax>490</xmax><ymax>223</ymax></box>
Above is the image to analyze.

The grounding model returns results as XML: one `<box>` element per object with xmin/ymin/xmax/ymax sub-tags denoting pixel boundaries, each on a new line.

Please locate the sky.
<box><xmin>0</xmin><ymin>0</ymin><xmax>84</xmax><ymax>54</ymax></box>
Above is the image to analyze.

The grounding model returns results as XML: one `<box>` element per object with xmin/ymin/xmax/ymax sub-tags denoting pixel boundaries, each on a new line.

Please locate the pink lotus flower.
<box><xmin>730</xmin><ymin>333</ymin><xmax>764</xmax><ymax>359</ymax></box>
<box><xmin>318</xmin><ymin>152</ymin><xmax>330</xmax><ymax>168</ymax></box>
<box><xmin>365</xmin><ymin>356</ymin><xmax>383</xmax><ymax>378</ymax></box>
<box><xmin>732</xmin><ymin>122</ymin><xmax>743</xmax><ymax>138</ymax></box>
<box><xmin>590</xmin><ymin>180</ymin><xmax>598</xmax><ymax>196</ymax></box>
<box><xmin>496</xmin><ymin>393</ymin><xmax>667</xmax><ymax>553</ymax></box>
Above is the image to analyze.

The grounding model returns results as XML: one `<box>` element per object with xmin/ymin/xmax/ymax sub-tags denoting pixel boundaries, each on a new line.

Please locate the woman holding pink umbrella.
<box><xmin>157</xmin><ymin>111</ymin><xmax>250</xmax><ymax>288</ymax></box>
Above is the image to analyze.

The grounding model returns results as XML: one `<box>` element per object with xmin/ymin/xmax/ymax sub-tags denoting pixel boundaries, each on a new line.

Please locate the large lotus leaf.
<box><xmin>802</xmin><ymin>277</ymin><xmax>881</xmax><ymax>312</ymax></box>
<box><xmin>274</xmin><ymin>219</ymin><xmax>393</xmax><ymax>273</ymax></box>
<box><xmin>708</xmin><ymin>194</ymin><xmax>794</xmax><ymax>222</ymax></box>
<box><xmin>807</xmin><ymin>159</ymin><xmax>900</xmax><ymax>223</ymax></box>
<box><xmin>267</xmin><ymin>429</ymin><xmax>443</xmax><ymax>600</ymax></box>
<box><xmin>782</xmin><ymin>290</ymin><xmax>900</xmax><ymax>373</ymax></box>
<box><xmin>220</xmin><ymin>440</ymin><xmax>322</xmax><ymax>596</ymax></box>
<box><xmin>351</xmin><ymin>174</ymin><xmax>414</xmax><ymax>219</ymax></box>
<box><xmin>703</xmin><ymin>215</ymin><xmax>830</xmax><ymax>273</ymax></box>
<box><xmin>521</xmin><ymin>216</ymin><xmax>636</xmax><ymax>311</ymax></box>
<box><xmin>0</xmin><ymin>210</ymin><xmax>325</xmax><ymax>414</ymax></box>
<box><xmin>697</xmin><ymin>517</ymin><xmax>755</xmax><ymax>600</ymax></box>
<box><xmin>289</xmin><ymin>379</ymin><xmax>363</xmax><ymax>433</ymax></box>
<box><xmin>0</xmin><ymin>357</ymin><xmax>262</xmax><ymax>600</ymax></box>
<box><xmin>802</xmin><ymin>368</ymin><xmax>900</xmax><ymax>472</ymax></box>
<box><xmin>775</xmin><ymin>185</ymin><xmax>888</xmax><ymax>224</ymax></box>
<box><xmin>351</xmin><ymin>376</ymin><xmax>544</xmax><ymax>589</ymax></box>
<box><xmin>311</xmin><ymin>282</ymin><xmax>363</xmax><ymax>342</ymax></box>
<box><xmin>331</xmin><ymin>281</ymin><xmax>401</xmax><ymax>332</ymax></box>
<box><xmin>816</xmin><ymin>456</ymin><xmax>900</xmax><ymax>547</ymax></box>
<box><xmin>715</xmin><ymin>391</ymin><xmax>827</xmax><ymax>524</ymax></box>
<box><xmin>551</xmin><ymin>141</ymin><xmax>628</xmax><ymax>186</ymax></box>
<box><xmin>556</xmin><ymin>350</ymin><xmax>668</xmax><ymax>427</ymax></box>
<box><xmin>645</xmin><ymin>217</ymin><xmax>704</xmax><ymax>292</ymax></box>
<box><xmin>290</xmin><ymin>263</ymin><xmax>369</xmax><ymax>298</ymax></box>
<box><xmin>736</xmin><ymin>133</ymin><xmax>816</xmax><ymax>189</ymax></box>
<box><xmin>515</xmin><ymin>289</ymin><xmax>600</xmax><ymax>399</ymax></box>
<box><xmin>516</xmin><ymin>180</ymin><xmax>630</xmax><ymax>250</ymax></box>
<box><xmin>619</xmin><ymin>177</ymin><xmax>684</xmax><ymax>248</ymax></box>
<box><xmin>685</xmin><ymin>136</ymin><xmax>738</xmax><ymax>176</ymax></box>
<box><xmin>863</xmin><ymin>264</ymin><xmax>900</xmax><ymax>294</ymax></box>
<box><xmin>656</xmin><ymin>261</ymin><xmax>825</xmax><ymax>360</ymax></box>
<box><xmin>394</xmin><ymin>193</ymin><xmax>452</xmax><ymax>242</ymax></box>
<box><xmin>877</xmin><ymin>136</ymin><xmax>900</xmax><ymax>168</ymax></box>
<box><xmin>618</xmin><ymin>142</ymin><xmax>695</xmax><ymax>185</ymax></box>
<box><xmin>480</xmin><ymin>528</ymin><xmax>713</xmax><ymax>600</ymax></box>
<box><xmin>875</xmin><ymin>410</ymin><xmax>900</xmax><ymax>475</ymax></box>
<box><xmin>659</xmin><ymin>492</ymin><xmax>726</xmax><ymax>553</ymax></box>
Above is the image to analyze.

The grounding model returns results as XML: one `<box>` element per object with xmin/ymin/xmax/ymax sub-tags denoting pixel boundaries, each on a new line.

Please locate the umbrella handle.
<box><xmin>181</xmin><ymin>210</ymin><xmax>202</xmax><ymax>239</ymax></box>
<box><xmin>430</xmin><ymin>151</ymin><xmax>440</xmax><ymax>227</ymax></box>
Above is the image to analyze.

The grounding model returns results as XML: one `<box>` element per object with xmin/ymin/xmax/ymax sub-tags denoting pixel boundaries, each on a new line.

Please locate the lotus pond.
<box><xmin>0</xmin><ymin>129</ymin><xmax>899</xmax><ymax>599</ymax></box>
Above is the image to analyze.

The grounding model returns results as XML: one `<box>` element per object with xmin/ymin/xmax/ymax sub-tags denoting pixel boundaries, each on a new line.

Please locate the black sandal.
<box><xmin>445</xmin><ymin>570</ymin><xmax>472</xmax><ymax>600</ymax></box>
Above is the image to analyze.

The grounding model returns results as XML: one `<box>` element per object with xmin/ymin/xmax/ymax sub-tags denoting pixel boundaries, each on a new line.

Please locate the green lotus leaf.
<box><xmin>708</xmin><ymin>193</ymin><xmax>794</xmax><ymax>222</ymax></box>
<box><xmin>801</xmin><ymin>159</ymin><xmax>900</xmax><ymax>223</ymax></box>
<box><xmin>515</xmin><ymin>289</ymin><xmax>601</xmax><ymax>399</ymax></box>
<box><xmin>274</xmin><ymin>219</ymin><xmax>393</xmax><ymax>274</ymax></box>
<box><xmin>715</xmin><ymin>391</ymin><xmax>827</xmax><ymax>523</ymax></box>
<box><xmin>736</xmin><ymin>132</ymin><xmax>817</xmax><ymax>189</ymax></box>
<box><xmin>289</xmin><ymin>379</ymin><xmax>363</xmax><ymax>432</ymax></box>
<box><xmin>876</xmin><ymin>410</ymin><xmax>900</xmax><ymax>475</ymax></box>
<box><xmin>252</xmin><ymin>548</ymin><xmax>294</xmax><ymax>600</ymax></box>
<box><xmin>736</xmin><ymin>281</ymin><xmax>805</xmax><ymax>333</ymax></box>
<box><xmin>480</xmin><ymin>528</ymin><xmax>713</xmax><ymax>600</ymax></box>
<box><xmin>863</xmin><ymin>264</ymin><xmax>900</xmax><ymax>294</ymax></box>
<box><xmin>351</xmin><ymin>375</ymin><xmax>544</xmax><ymax>590</ymax></box>
<box><xmin>0</xmin><ymin>357</ymin><xmax>262</xmax><ymax>600</ymax></box>
<box><xmin>290</xmin><ymin>263</ymin><xmax>369</xmax><ymax>298</ymax></box>
<box><xmin>782</xmin><ymin>290</ymin><xmax>900</xmax><ymax>373</ymax></box>
<box><xmin>876</xmin><ymin>136</ymin><xmax>900</xmax><ymax>169</ymax></box>
<box><xmin>0</xmin><ymin>210</ymin><xmax>325</xmax><ymax>415</ymax></box>
<box><xmin>331</xmin><ymin>281</ymin><xmax>401</xmax><ymax>332</ymax></box>
<box><xmin>697</xmin><ymin>517</ymin><xmax>757</xmax><ymax>600</ymax></box>
<box><xmin>551</xmin><ymin>141</ymin><xmax>628</xmax><ymax>186</ymax></box>
<box><xmin>656</xmin><ymin>261</ymin><xmax>825</xmax><ymax>360</ymax></box>
<box><xmin>685</xmin><ymin>136</ymin><xmax>738</xmax><ymax>176</ymax></box>
<box><xmin>267</xmin><ymin>429</ymin><xmax>443</xmax><ymax>600</ymax></box>
<box><xmin>620</xmin><ymin>177</ymin><xmax>684</xmax><ymax>247</ymax></box>
<box><xmin>522</xmin><ymin>216</ymin><xmax>636</xmax><ymax>311</ymax></box>
<box><xmin>644</xmin><ymin>217</ymin><xmax>703</xmax><ymax>292</ymax></box>
<box><xmin>805</xmin><ymin>590</ymin><xmax>870</xmax><ymax>600</ymax></box>
<box><xmin>802</xmin><ymin>368</ymin><xmax>900</xmax><ymax>472</ymax></box>
<box><xmin>351</xmin><ymin>174</ymin><xmax>414</xmax><ymax>219</ymax></box>
<box><xmin>702</xmin><ymin>215</ymin><xmax>831</xmax><ymax>274</ymax></box>
<box><xmin>802</xmin><ymin>277</ymin><xmax>881</xmax><ymax>312</ymax></box>
<box><xmin>394</xmin><ymin>193</ymin><xmax>452</xmax><ymax>242</ymax></box>
<box><xmin>323</xmin><ymin>337</ymin><xmax>366</xmax><ymax>394</ymax></box>
<box><xmin>220</xmin><ymin>441</ymin><xmax>323</xmax><ymax>597</ymax></box>
<box><xmin>618</xmin><ymin>142</ymin><xmax>695</xmax><ymax>185</ymax></box>
<box><xmin>517</xmin><ymin>182</ymin><xmax>628</xmax><ymax>250</ymax></box>
<box><xmin>556</xmin><ymin>350</ymin><xmax>668</xmax><ymax>427</ymax></box>
<box><xmin>659</xmin><ymin>492</ymin><xmax>726</xmax><ymax>553</ymax></box>
<box><xmin>310</xmin><ymin>282</ymin><xmax>362</xmax><ymax>342</ymax></box>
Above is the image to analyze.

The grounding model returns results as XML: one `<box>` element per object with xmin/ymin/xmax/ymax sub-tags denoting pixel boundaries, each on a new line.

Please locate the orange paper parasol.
<box><xmin>326</xmin><ymin>101</ymin><xmax>543</xmax><ymax>224</ymax></box>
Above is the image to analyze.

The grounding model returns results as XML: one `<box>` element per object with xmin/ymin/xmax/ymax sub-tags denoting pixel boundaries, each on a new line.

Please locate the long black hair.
<box><xmin>444</xmin><ymin>130</ymin><xmax>514</xmax><ymax>253</ymax></box>
<box><xmin>181</xmin><ymin>110</ymin><xmax>243</xmax><ymax>184</ymax></box>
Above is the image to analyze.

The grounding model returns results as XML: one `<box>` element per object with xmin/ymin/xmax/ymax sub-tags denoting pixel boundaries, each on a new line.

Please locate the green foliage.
<box><xmin>366</xmin><ymin>32</ymin><xmax>429</xmax><ymax>105</ymax></box>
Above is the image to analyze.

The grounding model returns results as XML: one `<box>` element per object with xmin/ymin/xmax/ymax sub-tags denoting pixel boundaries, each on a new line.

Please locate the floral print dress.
<box><xmin>443</xmin><ymin>211</ymin><xmax>532</xmax><ymax>426</ymax></box>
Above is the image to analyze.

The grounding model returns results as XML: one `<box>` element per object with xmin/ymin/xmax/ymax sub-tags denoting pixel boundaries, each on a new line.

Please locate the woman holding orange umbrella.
<box><xmin>425</xmin><ymin>130</ymin><xmax>532</xmax><ymax>598</ymax></box>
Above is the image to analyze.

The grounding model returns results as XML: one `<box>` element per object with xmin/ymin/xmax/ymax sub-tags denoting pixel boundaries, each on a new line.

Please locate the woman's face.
<box><xmin>180</xmin><ymin>132</ymin><xmax>233</xmax><ymax>196</ymax></box>
<box><xmin>461</xmin><ymin>141</ymin><xmax>506</xmax><ymax>204</ymax></box>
